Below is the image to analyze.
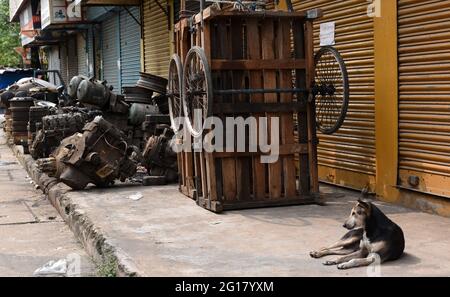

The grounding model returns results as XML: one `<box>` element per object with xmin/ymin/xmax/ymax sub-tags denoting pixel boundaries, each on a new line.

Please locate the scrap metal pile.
<box><xmin>1</xmin><ymin>72</ymin><xmax>179</xmax><ymax>190</ymax></box>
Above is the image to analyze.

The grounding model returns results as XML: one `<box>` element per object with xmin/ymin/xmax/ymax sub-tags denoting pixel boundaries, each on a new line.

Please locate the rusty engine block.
<box><xmin>37</xmin><ymin>116</ymin><xmax>141</xmax><ymax>190</ymax></box>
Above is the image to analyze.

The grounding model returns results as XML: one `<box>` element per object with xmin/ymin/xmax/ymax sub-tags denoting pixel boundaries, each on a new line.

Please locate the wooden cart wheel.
<box><xmin>182</xmin><ymin>46</ymin><xmax>213</xmax><ymax>138</ymax></box>
<box><xmin>313</xmin><ymin>46</ymin><xmax>349</xmax><ymax>135</ymax></box>
<box><xmin>168</xmin><ymin>54</ymin><xmax>183</xmax><ymax>132</ymax></box>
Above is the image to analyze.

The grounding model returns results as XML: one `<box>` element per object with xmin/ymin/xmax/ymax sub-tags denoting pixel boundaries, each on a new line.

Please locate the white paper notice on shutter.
<box><xmin>320</xmin><ymin>22</ymin><xmax>336</xmax><ymax>46</ymax></box>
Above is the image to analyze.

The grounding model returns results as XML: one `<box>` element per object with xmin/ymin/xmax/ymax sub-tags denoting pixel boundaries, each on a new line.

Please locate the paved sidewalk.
<box><xmin>0</xmin><ymin>130</ymin><xmax>95</xmax><ymax>276</ymax></box>
<box><xmin>6</xmin><ymin>119</ymin><xmax>450</xmax><ymax>277</ymax></box>
<box><xmin>63</xmin><ymin>183</ymin><xmax>450</xmax><ymax>277</ymax></box>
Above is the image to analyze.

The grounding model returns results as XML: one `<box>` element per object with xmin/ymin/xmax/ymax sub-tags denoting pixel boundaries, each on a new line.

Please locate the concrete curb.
<box><xmin>10</xmin><ymin>145</ymin><xmax>142</xmax><ymax>277</ymax></box>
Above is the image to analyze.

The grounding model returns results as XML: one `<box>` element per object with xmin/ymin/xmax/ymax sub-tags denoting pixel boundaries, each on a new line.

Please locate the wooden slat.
<box><xmin>194</xmin><ymin>7</ymin><xmax>309</xmax><ymax>23</ymax></box>
<box><xmin>261</xmin><ymin>19</ymin><xmax>282</xmax><ymax>199</ymax></box>
<box><xmin>305</xmin><ymin>20</ymin><xmax>319</xmax><ymax>193</ymax></box>
<box><xmin>210</xmin><ymin>59</ymin><xmax>306</xmax><ymax>70</ymax></box>
<box><xmin>202</xmin><ymin>20</ymin><xmax>218</xmax><ymax>202</ymax></box>
<box><xmin>293</xmin><ymin>17</ymin><xmax>310</xmax><ymax>195</ymax></box>
<box><xmin>246</xmin><ymin>18</ymin><xmax>267</xmax><ymax>200</ymax></box>
<box><xmin>212</xmin><ymin>102</ymin><xmax>305</xmax><ymax>115</ymax></box>
<box><xmin>213</xmin><ymin>143</ymin><xmax>308</xmax><ymax>158</ymax></box>
<box><xmin>217</xmin><ymin>18</ymin><xmax>237</xmax><ymax>202</ymax></box>
<box><xmin>231</xmin><ymin>17</ymin><xmax>251</xmax><ymax>201</ymax></box>
<box><xmin>278</xmin><ymin>19</ymin><xmax>297</xmax><ymax>198</ymax></box>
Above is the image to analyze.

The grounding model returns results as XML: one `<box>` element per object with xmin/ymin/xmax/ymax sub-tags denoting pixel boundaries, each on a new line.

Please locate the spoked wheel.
<box><xmin>182</xmin><ymin>46</ymin><xmax>213</xmax><ymax>138</ymax></box>
<box><xmin>168</xmin><ymin>54</ymin><xmax>183</xmax><ymax>132</ymax></box>
<box><xmin>313</xmin><ymin>46</ymin><xmax>349</xmax><ymax>135</ymax></box>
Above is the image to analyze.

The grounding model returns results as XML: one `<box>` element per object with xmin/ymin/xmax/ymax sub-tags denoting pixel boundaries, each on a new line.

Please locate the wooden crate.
<box><xmin>174</xmin><ymin>16</ymin><xmax>197</xmax><ymax>199</ymax></box>
<box><xmin>175</xmin><ymin>6</ymin><xmax>322</xmax><ymax>212</ymax></box>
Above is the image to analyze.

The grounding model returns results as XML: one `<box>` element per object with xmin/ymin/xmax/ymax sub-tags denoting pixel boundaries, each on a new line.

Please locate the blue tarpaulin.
<box><xmin>0</xmin><ymin>69</ymin><xmax>35</xmax><ymax>90</ymax></box>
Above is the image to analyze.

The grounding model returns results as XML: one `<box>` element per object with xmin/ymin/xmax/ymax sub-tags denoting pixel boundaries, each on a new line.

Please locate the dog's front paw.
<box><xmin>310</xmin><ymin>251</ymin><xmax>322</xmax><ymax>258</ymax></box>
<box><xmin>337</xmin><ymin>263</ymin><xmax>350</xmax><ymax>270</ymax></box>
<box><xmin>323</xmin><ymin>260</ymin><xmax>337</xmax><ymax>266</ymax></box>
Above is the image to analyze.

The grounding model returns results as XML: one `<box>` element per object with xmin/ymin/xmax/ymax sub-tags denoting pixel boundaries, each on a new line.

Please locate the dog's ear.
<box><xmin>357</xmin><ymin>199</ymin><xmax>371</xmax><ymax>211</ymax></box>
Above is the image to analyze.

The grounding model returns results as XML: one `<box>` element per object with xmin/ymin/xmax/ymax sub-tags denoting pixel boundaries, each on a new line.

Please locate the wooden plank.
<box><xmin>211</xmin><ymin>59</ymin><xmax>306</xmax><ymax>70</ymax></box>
<box><xmin>305</xmin><ymin>20</ymin><xmax>319</xmax><ymax>194</ymax></box>
<box><xmin>246</xmin><ymin>18</ymin><xmax>266</xmax><ymax>200</ymax></box>
<box><xmin>194</xmin><ymin>8</ymin><xmax>311</xmax><ymax>23</ymax></box>
<box><xmin>293</xmin><ymin>18</ymin><xmax>310</xmax><ymax>195</ymax></box>
<box><xmin>213</xmin><ymin>143</ymin><xmax>308</xmax><ymax>158</ymax></box>
<box><xmin>221</xmin><ymin>197</ymin><xmax>318</xmax><ymax>212</ymax></box>
<box><xmin>231</xmin><ymin>17</ymin><xmax>251</xmax><ymax>201</ymax></box>
<box><xmin>261</xmin><ymin>19</ymin><xmax>282</xmax><ymax>199</ymax></box>
<box><xmin>202</xmin><ymin>21</ymin><xmax>218</xmax><ymax>202</ymax></box>
<box><xmin>86</xmin><ymin>0</ymin><xmax>140</xmax><ymax>5</ymax></box>
<box><xmin>217</xmin><ymin>18</ymin><xmax>237</xmax><ymax>202</ymax></box>
<box><xmin>278</xmin><ymin>19</ymin><xmax>297</xmax><ymax>198</ymax></box>
<box><xmin>212</xmin><ymin>102</ymin><xmax>305</xmax><ymax>114</ymax></box>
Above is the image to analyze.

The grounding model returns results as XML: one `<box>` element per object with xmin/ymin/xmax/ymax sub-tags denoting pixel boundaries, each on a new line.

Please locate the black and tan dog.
<box><xmin>310</xmin><ymin>199</ymin><xmax>405</xmax><ymax>270</ymax></box>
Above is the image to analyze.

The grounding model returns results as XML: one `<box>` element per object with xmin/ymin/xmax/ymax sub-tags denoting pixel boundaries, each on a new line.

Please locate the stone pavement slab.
<box><xmin>0</xmin><ymin>130</ymin><xmax>96</xmax><ymax>277</ymax></box>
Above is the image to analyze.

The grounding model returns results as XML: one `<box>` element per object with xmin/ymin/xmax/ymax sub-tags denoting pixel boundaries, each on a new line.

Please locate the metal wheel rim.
<box><xmin>313</xmin><ymin>46</ymin><xmax>349</xmax><ymax>135</ymax></box>
<box><xmin>168</xmin><ymin>54</ymin><xmax>183</xmax><ymax>132</ymax></box>
<box><xmin>182</xmin><ymin>46</ymin><xmax>213</xmax><ymax>138</ymax></box>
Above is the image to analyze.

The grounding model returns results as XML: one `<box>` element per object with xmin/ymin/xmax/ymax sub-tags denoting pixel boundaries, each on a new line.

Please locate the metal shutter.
<box><xmin>47</xmin><ymin>46</ymin><xmax>61</xmax><ymax>86</ymax></box>
<box><xmin>292</xmin><ymin>0</ymin><xmax>376</xmax><ymax>191</ymax></box>
<box><xmin>77</xmin><ymin>33</ymin><xmax>88</xmax><ymax>76</ymax></box>
<box><xmin>142</xmin><ymin>0</ymin><xmax>171</xmax><ymax>78</ymax></box>
<box><xmin>398</xmin><ymin>0</ymin><xmax>450</xmax><ymax>197</ymax></box>
<box><xmin>67</xmin><ymin>36</ymin><xmax>78</xmax><ymax>81</ymax></box>
<box><xmin>87</xmin><ymin>27</ymin><xmax>95</xmax><ymax>77</ymax></box>
<box><xmin>119</xmin><ymin>7</ymin><xmax>141</xmax><ymax>88</ymax></box>
<box><xmin>102</xmin><ymin>14</ymin><xmax>121</xmax><ymax>93</ymax></box>
<box><xmin>59</xmin><ymin>43</ymin><xmax>68</xmax><ymax>85</ymax></box>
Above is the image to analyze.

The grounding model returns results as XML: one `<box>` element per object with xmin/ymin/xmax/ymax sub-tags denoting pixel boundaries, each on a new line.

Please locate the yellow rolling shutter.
<box><xmin>398</xmin><ymin>0</ymin><xmax>450</xmax><ymax>198</ymax></box>
<box><xmin>142</xmin><ymin>0</ymin><xmax>171</xmax><ymax>78</ymax></box>
<box><xmin>292</xmin><ymin>0</ymin><xmax>376</xmax><ymax>191</ymax></box>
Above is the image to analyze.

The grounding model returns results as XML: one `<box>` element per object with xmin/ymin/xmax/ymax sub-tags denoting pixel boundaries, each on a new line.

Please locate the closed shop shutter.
<box><xmin>59</xmin><ymin>43</ymin><xmax>68</xmax><ymax>85</ymax></box>
<box><xmin>102</xmin><ymin>14</ymin><xmax>121</xmax><ymax>93</ymax></box>
<box><xmin>77</xmin><ymin>33</ymin><xmax>88</xmax><ymax>76</ymax></box>
<box><xmin>47</xmin><ymin>46</ymin><xmax>61</xmax><ymax>86</ymax></box>
<box><xmin>292</xmin><ymin>0</ymin><xmax>376</xmax><ymax>191</ymax></box>
<box><xmin>87</xmin><ymin>27</ymin><xmax>95</xmax><ymax>77</ymax></box>
<box><xmin>397</xmin><ymin>0</ymin><xmax>450</xmax><ymax>197</ymax></box>
<box><xmin>142</xmin><ymin>0</ymin><xmax>171</xmax><ymax>78</ymax></box>
<box><xmin>119</xmin><ymin>7</ymin><xmax>141</xmax><ymax>87</ymax></box>
<box><xmin>67</xmin><ymin>36</ymin><xmax>78</xmax><ymax>81</ymax></box>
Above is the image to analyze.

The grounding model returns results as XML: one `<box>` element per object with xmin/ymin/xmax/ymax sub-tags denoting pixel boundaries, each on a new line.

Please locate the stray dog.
<box><xmin>310</xmin><ymin>199</ymin><xmax>405</xmax><ymax>270</ymax></box>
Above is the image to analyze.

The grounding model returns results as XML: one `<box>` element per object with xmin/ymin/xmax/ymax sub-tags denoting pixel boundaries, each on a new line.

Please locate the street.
<box><xmin>0</xmin><ymin>128</ymin><xmax>95</xmax><ymax>276</ymax></box>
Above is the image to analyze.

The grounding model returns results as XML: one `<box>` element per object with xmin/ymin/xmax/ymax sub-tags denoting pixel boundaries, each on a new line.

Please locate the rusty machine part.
<box><xmin>28</xmin><ymin>106</ymin><xmax>53</xmax><ymax>150</ymax></box>
<box><xmin>9</xmin><ymin>97</ymin><xmax>35</xmax><ymax>148</ymax></box>
<box><xmin>37</xmin><ymin>116</ymin><xmax>142</xmax><ymax>190</ymax></box>
<box><xmin>152</xmin><ymin>94</ymin><xmax>169</xmax><ymax>115</ymax></box>
<box><xmin>142</xmin><ymin>125</ymin><xmax>178</xmax><ymax>185</ymax></box>
<box><xmin>128</xmin><ymin>103</ymin><xmax>160</xmax><ymax>126</ymax></box>
<box><xmin>142</xmin><ymin>113</ymin><xmax>171</xmax><ymax>139</ymax></box>
<box><xmin>136</xmin><ymin>72</ymin><xmax>168</xmax><ymax>95</ymax></box>
<box><xmin>0</xmin><ymin>91</ymin><xmax>14</xmax><ymax>108</ymax></box>
<box><xmin>67</xmin><ymin>75</ymin><xmax>88</xmax><ymax>98</ymax></box>
<box><xmin>30</xmin><ymin>109</ymin><xmax>101</xmax><ymax>159</ymax></box>
<box><xmin>122</xmin><ymin>86</ymin><xmax>153</xmax><ymax>104</ymax></box>
<box><xmin>76</xmin><ymin>78</ymin><xmax>130</xmax><ymax>114</ymax></box>
<box><xmin>77</xmin><ymin>79</ymin><xmax>112</xmax><ymax>108</ymax></box>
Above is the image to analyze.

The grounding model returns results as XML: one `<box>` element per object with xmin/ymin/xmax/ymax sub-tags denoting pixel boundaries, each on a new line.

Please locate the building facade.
<box><xmin>10</xmin><ymin>0</ymin><xmax>450</xmax><ymax>216</ymax></box>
